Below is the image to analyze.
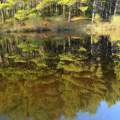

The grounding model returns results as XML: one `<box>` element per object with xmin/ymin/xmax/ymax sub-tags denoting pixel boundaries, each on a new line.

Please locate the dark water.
<box><xmin>0</xmin><ymin>33</ymin><xmax>120</xmax><ymax>120</ymax></box>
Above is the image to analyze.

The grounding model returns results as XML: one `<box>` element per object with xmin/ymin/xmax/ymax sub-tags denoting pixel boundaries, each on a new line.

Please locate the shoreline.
<box><xmin>0</xmin><ymin>18</ymin><xmax>90</xmax><ymax>33</ymax></box>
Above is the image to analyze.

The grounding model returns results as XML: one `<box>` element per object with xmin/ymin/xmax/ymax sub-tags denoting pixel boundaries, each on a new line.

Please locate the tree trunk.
<box><xmin>63</xmin><ymin>5</ymin><xmax>65</xmax><ymax>17</ymax></box>
<box><xmin>68</xmin><ymin>7</ymin><xmax>72</xmax><ymax>23</ymax></box>
<box><xmin>92</xmin><ymin>0</ymin><xmax>96</xmax><ymax>23</ymax></box>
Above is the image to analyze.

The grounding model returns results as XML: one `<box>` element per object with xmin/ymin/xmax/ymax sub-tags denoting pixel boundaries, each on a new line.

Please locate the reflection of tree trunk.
<box><xmin>85</xmin><ymin>36</ymin><xmax>92</xmax><ymax>58</ymax></box>
<box><xmin>99</xmin><ymin>36</ymin><xmax>114</xmax><ymax>75</ymax></box>
<box><xmin>1</xmin><ymin>9</ymin><xmax>5</xmax><ymax>23</ymax></box>
<box><xmin>63</xmin><ymin>40</ymin><xmax>66</xmax><ymax>51</ymax></box>
<box><xmin>0</xmin><ymin>56</ymin><xmax>3</xmax><ymax>63</ymax></box>
<box><xmin>68</xmin><ymin>36</ymin><xmax>71</xmax><ymax>47</ymax></box>
<box><xmin>90</xmin><ymin>35</ymin><xmax>94</xmax><ymax>55</ymax></box>
<box><xmin>25</xmin><ymin>97</ymin><xmax>30</xmax><ymax>120</ymax></box>
<box><xmin>100</xmin><ymin>36</ymin><xmax>112</xmax><ymax>58</ymax></box>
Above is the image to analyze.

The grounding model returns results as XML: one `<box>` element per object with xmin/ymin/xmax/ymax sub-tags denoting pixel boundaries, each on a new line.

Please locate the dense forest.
<box><xmin>0</xmin><ymin>0</ymin><xmax>119</xmax><ymax>26</ymax></box>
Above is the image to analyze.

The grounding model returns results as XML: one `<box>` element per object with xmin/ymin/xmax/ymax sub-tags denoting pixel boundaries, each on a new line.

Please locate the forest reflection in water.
<box><xmin>0</xmin><ymin>32</ymin><xmax>119</xmax><ymax>120</ymax></box>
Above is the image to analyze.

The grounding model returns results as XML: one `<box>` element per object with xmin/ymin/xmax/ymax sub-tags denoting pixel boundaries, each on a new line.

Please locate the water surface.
<box><xmin>0</xmin><ymin>32</ymin><xmax>120</xmax><ymax>120</ymax></box>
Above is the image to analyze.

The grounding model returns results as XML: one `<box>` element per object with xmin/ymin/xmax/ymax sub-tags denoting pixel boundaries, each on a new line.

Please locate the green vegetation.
<box><xmin>0</xmin><ymin>0</ymin><xmax>119</xmax><ymax>32</ymax></box>
<box><xmin>0</xmin><ymin>1</ymin><xmax>120</xmax><ymax>120</ymax></box>
<box><xmin>0</xmin><ymin>0</ymin><xmax>88</xmax><ymax>23</ymax></box>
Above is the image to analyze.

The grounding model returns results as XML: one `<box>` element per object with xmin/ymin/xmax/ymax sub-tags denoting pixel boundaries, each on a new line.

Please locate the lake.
<box><xmin>0</xmin><ymin>32</ymin><xmax>120</xmax><ymax>120</ymax></box>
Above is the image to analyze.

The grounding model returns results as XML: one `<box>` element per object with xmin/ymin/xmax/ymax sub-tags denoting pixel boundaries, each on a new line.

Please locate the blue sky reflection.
<box><xmin>76</xmin><ymin>101</ymin><xmax>120</xmax><ymax>120</ymax></box>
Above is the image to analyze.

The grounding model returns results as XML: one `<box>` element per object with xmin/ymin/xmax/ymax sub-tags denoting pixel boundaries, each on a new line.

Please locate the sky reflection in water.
<box><xmin>1</xmin><ymin>101</ymin><xmax>120</xmax><ymax>120</ymax></box>
<box><xmin>60</xmin><ymin>101</ymin><xmax>120</xmax><ymax>120</ymax></box>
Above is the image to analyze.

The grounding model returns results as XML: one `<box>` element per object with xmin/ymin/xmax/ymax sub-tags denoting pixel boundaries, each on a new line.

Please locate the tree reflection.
<box><xmin>0</xmin><ymin>33</ymin><xmax>119</xmax><ymax>120</ymax></box>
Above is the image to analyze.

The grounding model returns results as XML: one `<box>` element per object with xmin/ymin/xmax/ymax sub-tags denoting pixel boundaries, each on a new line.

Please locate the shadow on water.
<box><xmin>0</xmin><ymin>32</ymin><xmax>119</xmax><ymax>120</ymax></box>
